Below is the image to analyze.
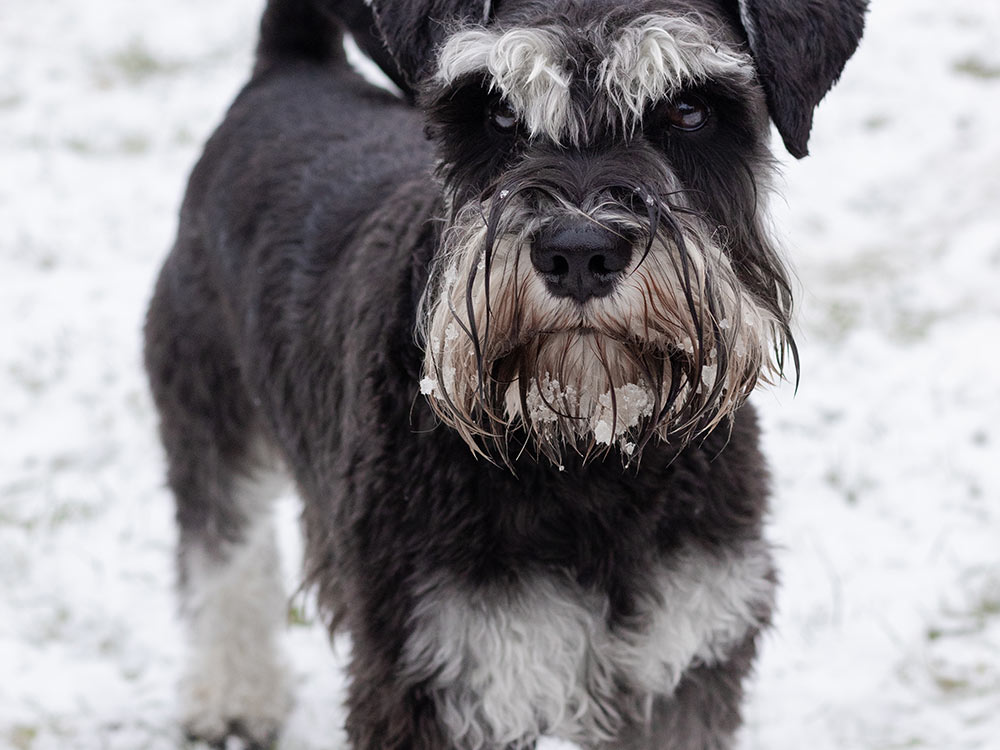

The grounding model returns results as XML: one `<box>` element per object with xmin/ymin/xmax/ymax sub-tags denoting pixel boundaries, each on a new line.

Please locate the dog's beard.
<box><xmin>418</xmin><ymin>193</ymin><xmax>791</xmax><ymax>464</ymax></box>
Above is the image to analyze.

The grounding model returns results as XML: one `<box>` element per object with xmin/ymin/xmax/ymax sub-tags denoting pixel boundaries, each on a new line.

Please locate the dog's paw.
<box><xmin>183</xmin><ymin>711</ymin><xmax>285</xmax><ymax>750</ymax></box>
<box><xmin>184</xmin><ymin>718</ymin><xmax>281</xmax><ymax>750</ymax></box>
<box><xmin>179</xmin><ymin>652</ymin><xmax>291</xmax><ymax>750</ymax></box>
<box><xmin>183</xmin><ymin>711</ymin><xmax>286</xmax><ymax>750</ymax></box>
<box><xmin>184</xmin><ymin>717</ymin><xmax>282</xmax><ymax>750</ymax></box>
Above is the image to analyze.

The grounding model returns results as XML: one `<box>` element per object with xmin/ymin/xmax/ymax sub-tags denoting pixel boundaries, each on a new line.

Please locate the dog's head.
<box><xmin>372</xmin><ymin>0</ymin><xmax>866</xmax><ymax>462</ymax></box>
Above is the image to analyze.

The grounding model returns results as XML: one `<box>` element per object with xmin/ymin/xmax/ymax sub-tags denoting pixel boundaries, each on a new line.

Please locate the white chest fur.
<box><xmin>402</xmin><ymin>541</ymin><xmax>775</xmax><ymax>748</ymax></box>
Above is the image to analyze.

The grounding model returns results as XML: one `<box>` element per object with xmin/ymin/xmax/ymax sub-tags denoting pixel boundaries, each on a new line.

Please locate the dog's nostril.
<box><xmin>551</xmin><ymin>254</ymin><xmax>570</xmax><ymax>276</ymax></box>
<box><xmin>589</xmin><ymin>254</ymin><xmax>610</xmax><ymax>276</ymax></box>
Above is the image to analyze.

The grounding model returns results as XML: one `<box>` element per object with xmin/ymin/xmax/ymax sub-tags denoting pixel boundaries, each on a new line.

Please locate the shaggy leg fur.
<box><xmin>145</xmin><ymin>249</ymin><xmax>291</xmax><ymax>747</ymax></box>
<box><xmin>591</xmin><ymin>635</ymin><xmax>758</xmax><ymax>750</ymax></box>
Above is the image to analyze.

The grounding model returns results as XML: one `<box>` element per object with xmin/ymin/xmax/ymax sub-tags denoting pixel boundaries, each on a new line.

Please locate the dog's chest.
<box><xmin>403</xmin><ymin>541</ymin><xmax>775</xmax><ymax>747</ymax></box>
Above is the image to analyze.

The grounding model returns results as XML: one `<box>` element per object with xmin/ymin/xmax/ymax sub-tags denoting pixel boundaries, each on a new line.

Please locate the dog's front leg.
<box><xmin>590</xmin><ymin>634</ymin><xmax>759</xmax><ymax>750</ymax></box>
<box><xmin>342</xmin><ymin>665</ymin><xmax>448</xmax><ymax>750</ymax></box>
<box><xmin>343</xmin><ymin>630</ymin><xmax>541</xmax><ymax>750</ymax></box>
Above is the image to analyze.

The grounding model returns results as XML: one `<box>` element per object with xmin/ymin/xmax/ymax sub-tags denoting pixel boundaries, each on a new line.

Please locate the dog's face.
<box><xmin>370</xmin><ymin>0</ymin><xmax>867</xmax><ymax>461</ymax></box>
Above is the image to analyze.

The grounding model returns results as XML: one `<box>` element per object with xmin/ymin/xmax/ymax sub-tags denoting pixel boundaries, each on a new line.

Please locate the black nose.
<box><xmin>530</xmin><ymin>219</ymin><xmax>633</xmax><ymax>303</ymax></box>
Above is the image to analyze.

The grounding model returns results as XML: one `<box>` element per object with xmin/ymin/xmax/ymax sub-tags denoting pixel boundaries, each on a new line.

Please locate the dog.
<box><xmin>144</xmin><ymin>0</ymin><xmax>866</xmax><ymax>747</ymax></box>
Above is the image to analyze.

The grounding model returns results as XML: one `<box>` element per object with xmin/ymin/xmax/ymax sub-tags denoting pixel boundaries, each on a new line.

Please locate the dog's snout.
<box><xmin>530</xmin><ymin>220</ymin><xmax>633</xmax><ymax>303</ymax></box>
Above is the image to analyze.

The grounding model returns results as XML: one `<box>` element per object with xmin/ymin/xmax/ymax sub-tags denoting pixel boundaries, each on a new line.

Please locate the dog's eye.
<box><xmin>665</xmin><ymin>95</ymin><xmax>711</xmax><ymax>132</ymax></box>
<box><xmin>487</xmin><ymin>99</ymin><xmax>519</xmax><ymax>134</ymax></box>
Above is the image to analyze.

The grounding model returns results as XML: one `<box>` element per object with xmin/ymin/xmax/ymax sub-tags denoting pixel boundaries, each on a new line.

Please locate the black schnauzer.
<box><xmin>144</xmin><ymin>0</ymin><xmax>866</xmax><ymax>747</ymax></box>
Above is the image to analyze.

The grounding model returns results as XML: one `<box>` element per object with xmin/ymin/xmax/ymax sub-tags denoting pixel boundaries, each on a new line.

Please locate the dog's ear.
<box><xmin>735</xmin><ymin>0</ymin><xmax>868</xmax><ymax>158</ymax></box>
<box><xmin>369</xmin><ymin>0</ymin><xmax>492</xmax><ymax>86</ymax></box>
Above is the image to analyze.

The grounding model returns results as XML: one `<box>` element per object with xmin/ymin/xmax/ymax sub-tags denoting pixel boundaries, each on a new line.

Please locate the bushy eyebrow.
<box><xmin>596</xmin><ymin>15</ymin><xmax>754</xmax><ymax>132</ymax></box>
<box><xmin>433</xmin><ymin>14</ymin><xmax>754</xmax><ymax>144</ymax></box>
<box><xmin>436</xmin><ymin>26</ymin><xmax>578</xmax><ymax>144</ymax></box>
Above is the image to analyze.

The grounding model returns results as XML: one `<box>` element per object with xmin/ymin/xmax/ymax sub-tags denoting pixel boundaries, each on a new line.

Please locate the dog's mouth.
<box><xmin>487</xmin><ymin>323</ymin><xmax>602</xmax><ymax>357</ymax></box>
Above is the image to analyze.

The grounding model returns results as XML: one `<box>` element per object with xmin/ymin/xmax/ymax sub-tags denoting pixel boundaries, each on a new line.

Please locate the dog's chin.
<box><xmin>499</xmin><ymin>329</ymin><xmax>663</xmax><ymax>457</ymax></box>
<box><xmin>421</xmin><ymin>322</ymin><xmax>743</xmax><ymax>463</ymax></box>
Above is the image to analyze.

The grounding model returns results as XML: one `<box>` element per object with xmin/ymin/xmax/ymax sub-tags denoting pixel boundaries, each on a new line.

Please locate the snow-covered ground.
<box><xmin>2</xmin><ymin>1</ymin><xmax>998</xmax><ymax>748</ymax></box>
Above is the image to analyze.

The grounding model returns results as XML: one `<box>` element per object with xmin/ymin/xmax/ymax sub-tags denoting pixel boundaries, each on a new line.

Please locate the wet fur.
<box><xmin>144</xmin><ymin>0</ymin><xmax>866</xmax><ymax>747</ymax></box>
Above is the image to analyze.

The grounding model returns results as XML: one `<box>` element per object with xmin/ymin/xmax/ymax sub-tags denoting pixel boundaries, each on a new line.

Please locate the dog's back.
<box><xmin>178</xmin><ymin>0</ymin><xmax>431</xmax><ymax>300</ymax></box>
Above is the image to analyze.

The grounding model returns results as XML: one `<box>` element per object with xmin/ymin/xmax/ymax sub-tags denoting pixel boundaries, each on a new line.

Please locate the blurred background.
<box><xmin>1</xmin><ymin>1</ymin><xmax>998</xmax><ymax>748</ymax></box>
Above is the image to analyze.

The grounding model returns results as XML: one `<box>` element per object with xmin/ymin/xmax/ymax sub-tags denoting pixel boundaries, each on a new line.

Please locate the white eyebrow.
<box><xmin>598</xmin><ymin>15</ymin><xmax>754</xmax><ymax>129</ymax></box>
<box><xmin>436</xmin><ymin>26</ymin><xmax>579</xmax><ymax>144</ymax></box>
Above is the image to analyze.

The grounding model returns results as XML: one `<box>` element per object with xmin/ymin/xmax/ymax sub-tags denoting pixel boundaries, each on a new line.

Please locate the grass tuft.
<box><xmin>108</xmin><ymin>39</ymin><xmax>183</xmax><ymax>84</ymax></box>
<box><xmin>953</xmin><ymin>57</ymin><xmax>1000</xmax><ymax>80</ymax></box>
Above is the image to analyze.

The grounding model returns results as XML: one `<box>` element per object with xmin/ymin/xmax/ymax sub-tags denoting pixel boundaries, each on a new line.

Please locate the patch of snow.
<box><xmin>593</xmin><ymin>419</ymin><xmax>613</xmax><ymax>445</ymax></box>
